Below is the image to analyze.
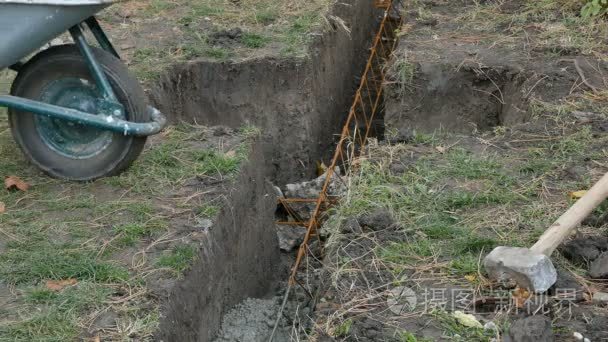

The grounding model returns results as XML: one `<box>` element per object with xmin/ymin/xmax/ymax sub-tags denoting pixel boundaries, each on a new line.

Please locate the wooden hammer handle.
<box><xmin>531</xmin><ymin>172</ymin><xmax>608</xmax><ymax>256</ymax></box>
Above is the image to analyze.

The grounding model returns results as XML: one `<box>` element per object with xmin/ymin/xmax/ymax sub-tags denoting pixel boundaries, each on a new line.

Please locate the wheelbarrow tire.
<box><xmin>8</xmin><ymin>44</ymin><xmax>149</xmax><ymax>181</ymax></box>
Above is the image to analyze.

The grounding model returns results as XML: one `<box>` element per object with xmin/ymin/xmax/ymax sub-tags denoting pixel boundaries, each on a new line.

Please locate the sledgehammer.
<box><xmin>484</xmin><ymin>172</ymin><xmax>608</xmax><ymax>293</ymax></box>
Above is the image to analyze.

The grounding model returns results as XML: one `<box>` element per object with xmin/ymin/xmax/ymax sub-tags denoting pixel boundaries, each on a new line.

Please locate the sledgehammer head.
<box><xmin>483</xmin><ymin>246</ymin><xmax>557</xmax><ymax>293</ymax></box>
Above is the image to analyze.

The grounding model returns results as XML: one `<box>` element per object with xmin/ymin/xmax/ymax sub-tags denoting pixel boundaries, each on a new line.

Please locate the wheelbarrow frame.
<box><xmin>0</xmin><ymin>16</ymin><xmax>166</xmax><ymax>137</ymax></box>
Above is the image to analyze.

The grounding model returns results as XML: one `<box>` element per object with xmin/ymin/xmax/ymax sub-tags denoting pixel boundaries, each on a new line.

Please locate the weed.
<box><xmin>197</xmin><ymin>204</ymin><xmax>220</xmax><ymax>218</ymax></box>
<box><xmin>241</xmin><ymin>33</ymin><xmax>271</xmax><ymax>48</ymax></box>
<box><xmin>391</xmin><ymin>56</ymin><xmax>416</xmax><ymax>93</ymax></box>
<box><xmin>156</xmin><ymin>245</ymin><xmax>197</xmax><ymax>274</ymax></box>
<box><xmin>254</xmin><ymin>7</ymin><xmax>279</xmax><ymax>25</ymax></box>
<box><xmin>334</xmin><ymin>319</ymin><xmax>353</xmax><ymax>337</ymax></box>
<box><xmin>114</xmin><ymin>222</ymin><xmax>165</xmax><ymax>247</ymax></box>
<box><xmin>280</xmin><ymin>12</ymin><xmax>322</xmax><ymax>56</ymax></box>
<box><xmin>582</xmin><ymin>0</ymin><xmax>608</xmax><ymax>17</ymax></box>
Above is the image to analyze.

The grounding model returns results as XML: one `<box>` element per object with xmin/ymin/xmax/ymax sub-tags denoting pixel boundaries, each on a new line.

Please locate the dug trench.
<box><xmin>145</xmin><ymin>1</ymin><xmax>384</xmax><ymax>341</ymax></box>
<box><xmin>146</xmin><ymin>0</ymin><xmax>608</xmax><ymax>339</ymax></box>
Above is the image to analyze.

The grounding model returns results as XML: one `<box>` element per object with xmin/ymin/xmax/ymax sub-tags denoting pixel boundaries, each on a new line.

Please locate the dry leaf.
<box><xmin>435</xmin><ymin>145</ymin><xmax>446</xmax><ymax>153</ymax></box>
<box><xmin>5</xmin><ymin>176</ymin><xmax>29</xmax><ymax>192</ymax></box>
<box><xmin>512</xmin><ymin>287</ymin><xmax>531</xmax><ymax>308</ymax></box>
<box><xmin>0</xmin><ymin>202</ymin><xmax>4</xmax><ymax>214</ymax></box>
<box><xmin>224</xmin><ymin>150</ymin><xmax>236</xmax><ymax>158</ymax></box>
<box><xmin>92</xmin><ymin>335</ymin><xmax>101</xmax><ymax>342</ymax></box>
<box><xmin>569</xmin><ymin>190</ymin><xmax>587</xmax><ymax>199</ymax></box>
<box><xmin>45</xmin><ymin>278</ymin><xmax>77</xmax><ymax>291</ymax></box>
<box><xmin>464</xmin><ymin>274</ymin><xmax>477</xmax><ymax>283</ymax></box>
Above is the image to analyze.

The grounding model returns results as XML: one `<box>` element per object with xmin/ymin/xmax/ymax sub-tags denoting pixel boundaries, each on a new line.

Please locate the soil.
<box><xmin>384</xmin><ymin>0</ymin><xmax>608</xmax><ymax>134</ymax></box>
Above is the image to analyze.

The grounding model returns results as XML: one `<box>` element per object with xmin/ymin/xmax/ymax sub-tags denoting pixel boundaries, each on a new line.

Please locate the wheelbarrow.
<box><xmin>0</xmin><ymin>0</ymin><xmax>167</xmax><ymax>180</ymax></box>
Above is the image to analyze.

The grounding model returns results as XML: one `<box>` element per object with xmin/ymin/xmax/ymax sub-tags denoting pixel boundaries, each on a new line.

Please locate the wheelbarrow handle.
<box><xmin>0</xmin><ymin>95</ymin><xmax>166</xmax><ymax>137</ymax></box>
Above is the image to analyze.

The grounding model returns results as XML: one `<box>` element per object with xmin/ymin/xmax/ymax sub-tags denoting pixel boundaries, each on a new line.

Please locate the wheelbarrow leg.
<box><xmin>69</xmin><ymin>24</ymin><xmax>120</xmax><ymax>105</ymax></box>
<box><xmin>84</xmin><ymin>17</ymin><xmax>121</xmax><ymax>59</ymax></box>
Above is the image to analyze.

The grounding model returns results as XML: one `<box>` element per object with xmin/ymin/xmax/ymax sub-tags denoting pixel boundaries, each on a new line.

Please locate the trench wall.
<box><xmin>157</xmin><ymin>140</ymin><xmax>278</xmax><ymax>342</ymax></box>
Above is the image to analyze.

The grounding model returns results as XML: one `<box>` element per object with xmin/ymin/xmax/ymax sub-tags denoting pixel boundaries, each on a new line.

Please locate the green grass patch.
<box><xmin>104</xmin><ymin>125</ymin><xmax>248</xmax><ymax>194</ymax></box>
<box><xmin>114</xmin><ymin>221</ymin><xmax>165</xmax><ymax>247</ymax></box>
<box><xmin>0</xmin><ymin>239</ymin><xmax>129</xmax><ymax>284</ymax></box>
<box><xmin>241</xmin><ymin>33</ymin><xmax>271</xmax><ymax>48</ymax></box>
<box><xmin>157</xmin><ymin>244</ymin><xmax>197</xmax><ymax>274</ymax></box>
<box><xmin>197</xmin><ymin>204</ymin><xmax>220</xmax><ymax>218</ymax></box>
<box><xmin>2</xmin><ymin>283</ymin><xmax>111</xmax><ymax>341</ymax></box>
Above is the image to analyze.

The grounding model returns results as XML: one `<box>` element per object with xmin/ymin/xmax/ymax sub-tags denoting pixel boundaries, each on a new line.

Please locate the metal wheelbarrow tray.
<box><xmin>0</xmin><ymin>0</ymin><xmax>167</xmax><ymax>180</ymax></box>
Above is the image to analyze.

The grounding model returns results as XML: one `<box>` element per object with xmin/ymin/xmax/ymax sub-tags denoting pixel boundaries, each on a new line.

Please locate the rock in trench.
<box><xmin>276</xmin><ymin>225</ymin><xmax>305</xmax><ymax>252</ymax></box>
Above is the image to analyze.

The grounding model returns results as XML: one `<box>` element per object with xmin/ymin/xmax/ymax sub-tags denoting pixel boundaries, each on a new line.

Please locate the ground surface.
<box><xmin>97</xmin><ymin>0</ymin><xmax>333</xmax><ymax>82</ymax></box>
<box><xmin>308</xmin><ymin>1</ymin><xmax>608</xmax><ymax>341</ymax></box>
<box><xmin>0</xmin><ymin>112</ymin><xmax>251</xmax><ymax>340</ymax></box>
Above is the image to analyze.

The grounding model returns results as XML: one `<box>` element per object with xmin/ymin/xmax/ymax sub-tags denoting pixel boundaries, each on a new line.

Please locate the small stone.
<box><xmin>484</xmin><ymin>321</ymin><xmax>498</xmax><ymax>331</ymax></box>
<box><xmin>507</xmin><ymin>315</ymin><xmax>553</xmax><ymax>342</ymax></box>
<box><xmin>584</xmin><ymin>338</ymin><xmax>590</xmax><ymax>342</ymax></box>
<box><xmin>592</xmin><ymin>291</ymin><xmax>608</xmax><ymax>305</ymax></box>
<box><xmin>589</xmin><ymin>251</ymin><xmax>608</xmax><ymax>279</ymax></box>
<box><xmin>572</xmin><ymin>332</ymin><xmax>583</xmax><ymax>341</ymax></box>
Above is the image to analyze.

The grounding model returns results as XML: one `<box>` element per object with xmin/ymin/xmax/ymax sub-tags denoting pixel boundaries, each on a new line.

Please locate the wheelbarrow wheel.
<box><xmin>8</xmin><ymin>44</ymin><xmax>149</xmax><ymax>180</ymax></box>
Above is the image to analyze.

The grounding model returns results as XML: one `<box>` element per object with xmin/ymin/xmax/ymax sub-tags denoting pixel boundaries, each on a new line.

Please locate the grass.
<box><xmin>1</xmin><ymin>282</ymin><xmax>111</xmax><ymax>341</ymax></box>
<box><xmin>156</xmin><ymin>245</ymin><xmax>197</xmax><ymax>274</ymax></box>
<box><xmin>197</xmin><ymin>203</ymin><xmax>220</xmax><ymax>218</ymax></box>
<box><xmin>452</xmin><ymin>0</ymin><xmax>608</xmax><ymax>56</ymax></box>
<box><xmin>101</xmin><ymin>0</ymin><xmax>333</xmax><ymax>80</ymax></box>
<box><xmin>104</xmin><ymin>124</ymin><xmax>248</xmax><ymax>193</ymax></box>
<box><xmin>241</xmin><ymin>32</ymin><xmax>271</xmax><ymax>48</ymax></box>
<box><xmin>319</xmin><ymin>91</ymin><xmax>608</xmax><ymax>337</ymax></box>
<box><xmin>390</xmin><ymin>55</ymin><xmax>416</xmax><ymax>95</ymax></box>
<box><xmin>0</xmin><ymin>113</ymin><xmax>251</xmax><ymax>339</ymax></box>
